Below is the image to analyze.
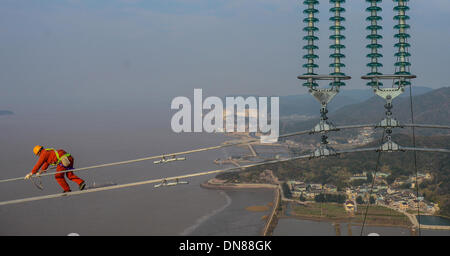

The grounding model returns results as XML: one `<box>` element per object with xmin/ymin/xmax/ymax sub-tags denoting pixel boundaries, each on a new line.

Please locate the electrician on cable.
<box><xmin>25</xmin><ymin>145</ymin><xmax>86</xmax><ymax>193</ymax></box>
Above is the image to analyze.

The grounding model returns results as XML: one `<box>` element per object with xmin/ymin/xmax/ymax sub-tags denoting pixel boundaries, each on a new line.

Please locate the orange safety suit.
<box><xmin>31</xmin><ymin>149</ymin><xmax>84</xmax><ymax>192</ymax></box>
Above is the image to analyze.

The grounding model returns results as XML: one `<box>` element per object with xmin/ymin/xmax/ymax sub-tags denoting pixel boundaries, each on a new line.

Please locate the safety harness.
<box><xmin>45</xmin><ymin>148</ymin><xmax>71</xmax><ymax>167</ymax></box>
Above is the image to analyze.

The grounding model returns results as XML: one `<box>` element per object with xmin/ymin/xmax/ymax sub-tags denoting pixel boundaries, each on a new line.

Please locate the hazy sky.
<box><xmin>1</xmin><ymin>0</ymin><xmax>449</xmax><ymax>113</ymax></box>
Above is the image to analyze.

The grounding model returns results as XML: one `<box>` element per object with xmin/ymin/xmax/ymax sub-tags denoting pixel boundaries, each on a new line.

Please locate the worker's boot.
<box><xmin>79</xmin><ymin>182</ymin><xmax>86</xmax><ymax>191</ymax></box>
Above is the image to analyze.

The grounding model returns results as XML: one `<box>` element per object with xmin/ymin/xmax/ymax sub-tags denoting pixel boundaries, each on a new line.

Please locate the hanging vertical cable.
<box><xmin>366</xmin><ymin>0</ymin><xmax>383</xmax><ymax>87</ymax></box>
<box><xmin>360</xmin><ymin>130</ymin><xmax>385</xmax><ymax>236</ymax></box>
<box><xmin>329</xmin><ymin>0</ymin><xmax>346</xmax><ymax>87</ymax></box>
<box><xmin>302</xmin><ymin>0</ymin><xmax>320</xmax><ymax>87</ymax></box>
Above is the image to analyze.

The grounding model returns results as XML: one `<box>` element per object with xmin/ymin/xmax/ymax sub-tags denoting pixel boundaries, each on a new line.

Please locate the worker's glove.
<box><xmin>24</xmin><ymin>173</ymin><xmax>33</xmax><ymax>180</ymax></box>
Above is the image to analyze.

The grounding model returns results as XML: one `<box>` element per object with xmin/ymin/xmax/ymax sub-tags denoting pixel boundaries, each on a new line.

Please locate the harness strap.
<box><xmin>45</xmin><ymin>148</ymin><xmax>71</xmax><ymax>166</ymax></box>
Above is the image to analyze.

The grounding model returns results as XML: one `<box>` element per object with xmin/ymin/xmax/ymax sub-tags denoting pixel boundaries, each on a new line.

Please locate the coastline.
<box><xmin>213</xmin><ymin>136</ymin><xmax>450</xmax><ymax>234</ymax></box>
<box><xmin>200</xmin><ymin>178</ymin><xmax>281</xmax><ymax>236</ymax></box>
<box><xmin>202</xmin><ymin>178</ymin><xmax>412</xmax><ymax>233</ymax></box>
<box><xmin>201</xmin><ymin>178</ymin><xmax>450</xmax><ymax>235</ymax></box>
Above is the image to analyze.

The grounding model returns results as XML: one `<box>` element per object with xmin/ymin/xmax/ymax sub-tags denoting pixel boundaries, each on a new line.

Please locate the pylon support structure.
<box><xmin>362</xmin><ymin>74</ymin><xmax>416</xmax><ymax>131</ymax></box>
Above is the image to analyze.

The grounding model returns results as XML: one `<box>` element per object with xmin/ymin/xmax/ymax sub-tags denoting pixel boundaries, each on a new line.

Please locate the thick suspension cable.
<box><xmin>1</xmin><ymin>146</ymin><xmax>446</xmax><ymax>207</ymax></box>
<box><xmin>0</xmin><ymin>154</ymin><xmax>312</xmax><ymax>207</ymax></box>
<box><xmin>1</xmin><ymin>123</ymin><xmax>448</xmax><ymax>184</ymax></box>
<box><xmin>0</xmin><ymin>130</ymin><xmax>313</xmax><ymax>184</ymax></box>
<box><xmin>0</xmin><ymin>148</ymin><xmax>386</xmax><ymax>207</ymax></box>
<box><xmin>0</xmin><ymin>144</ymin><xmax>225</xmax><ymax>184</ymax></box>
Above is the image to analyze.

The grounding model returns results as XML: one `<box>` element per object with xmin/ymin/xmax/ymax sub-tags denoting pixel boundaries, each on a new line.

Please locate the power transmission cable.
<box><xmin>0</xmin><ymin>139</ymin><xmax>448</xmax><ymax>207</ymax></box>
<box><xmin>4</xmin><ymin>124</ymin><xmax>445</xmax><ymax>185</ymax></box>
<box><xmin>0</xmin><ymin>153</ymin><xmax>312</xmax><ymax>206</ymax></box>
<box><xmin>360</xmin><ymin>130</ymin><xmax>385</xmax><ymax>236</ymax></box>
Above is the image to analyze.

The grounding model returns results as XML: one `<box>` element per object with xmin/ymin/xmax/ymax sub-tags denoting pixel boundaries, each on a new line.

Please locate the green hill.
<box><xmin>281</xmin><ymin>87</ymin><xmax>450</xmax><ymax>138</ymax></box>
<box><xmin>279</xmin><ymin>86</ymin><xmax>433</xmax><ymax>118</ymax></box>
